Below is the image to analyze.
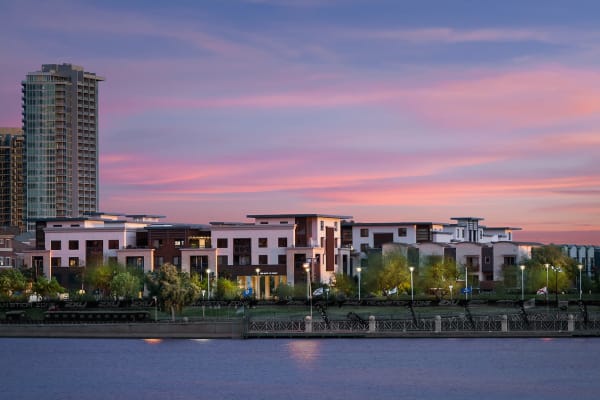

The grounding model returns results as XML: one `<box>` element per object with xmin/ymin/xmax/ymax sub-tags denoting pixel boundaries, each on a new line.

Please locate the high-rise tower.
<box><xmin>22</xmin><ymin>64</ymin><xmax>104</xmax><ymax>230</ymax></box>
<box><xmin>0</xmin><ymin>128</ymin><xmax>25</xmax><ymax>232</ymax></box>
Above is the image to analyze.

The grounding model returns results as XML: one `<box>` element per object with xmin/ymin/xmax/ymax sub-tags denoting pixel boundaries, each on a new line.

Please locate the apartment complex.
<box><xmin>22</xmin><ymin>64</ymin><xmax>104</xmax><ymax>230</ymax></box>
<box><xmin>0</xmin><ymin>128</ymin><xmax>25</xmax><ymax>231</ymax></box>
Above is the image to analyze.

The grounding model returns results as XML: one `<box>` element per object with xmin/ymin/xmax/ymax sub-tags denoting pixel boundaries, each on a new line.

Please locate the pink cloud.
<box><xmin>360</xmin><ymin>27</ymin><xmax>552</xmax><ymax>43</ymax></box>
<box><xmin>404</xmin><ymin>66</ymin><xmax>600</xmax><ymax>130</ymax></box>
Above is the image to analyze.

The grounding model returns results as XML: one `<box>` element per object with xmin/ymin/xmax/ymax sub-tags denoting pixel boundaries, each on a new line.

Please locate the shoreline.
<box><xmin>1</xmin><ymin>321</ymin><xmax>599</xmax><ymax>339</ymax></box>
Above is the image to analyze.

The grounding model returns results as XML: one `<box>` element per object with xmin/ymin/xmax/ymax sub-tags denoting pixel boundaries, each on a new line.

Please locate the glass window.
<box><xmin>398</xmin><ymin>228</ymin><xmax>407</xmax><ymax>237</ymax></box>
<box><xmin>278</xmin><ymin>254</ymin><xmax>286</xmax><ymax>265</ymax></box>
<box><xmin>217</xmin><ymin>238</ymin><xmax>228</xmax><ymax>248</ymax></box>
<box><xmin>68</xmin><ymin>240</ymin><xmax>79</xmax><ymax>250</ymax></box>
<box><xmin>51</xmin><ymin>257</ymin><xmax>61</xmax><ymax>267</ymax></box>
<box><xmin>278</xmin><ymin>237</ymin><xmax>288</xmax><ymax>247</ymax></box>
<box><xmin>217</xmin><ymin>255</ymin><xmax>228</xmax><ymax>266</ymax></box>
<box><xmin>258</xmin><ymin>255</ymin><xmax>268</xmax><ymax>265</ymax></box>
<box><xmin>360</xmin><ymin>228</ymin><xmax>368</xmax><ymax>237</ymax></box>
<box><xmin>51</xmin><ymin>240</ymin><xmax>61</xmax><ymax>250</ymax></box>
<box><xmin>108</xmin><ymin>240</ymin><xmax>119</xmax><ymax>250</ymax></box>
<box><xmin>258</xmin><ymin>238</ymin><xmax>268</xmax><ymax>248</ymax></box>
<box><xmin>69</xmin><ymin>257</ymin><xmax>79</xmax><ymax>267</ymax></box>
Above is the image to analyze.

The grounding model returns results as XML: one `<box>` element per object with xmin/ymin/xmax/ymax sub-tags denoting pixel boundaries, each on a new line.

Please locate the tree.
<box><xmin>32</xmin><ymin>277</ymin><xmax>65</xmax><ymax>299</ymax></box>
<box><xmin>110</xmin><ymin>272</ymin><xmax>141</xmax><ymax>299</ymax></box>
<box><xmin>362</xmin><ymin>251</ymin><xmax>410</xmax><ymax>296</ymax></box>
<box><xmin>146</xmin><ymin>263</ymin><xmax>201</xmax><ymax>319</ymax></box>
<box><xmin>420</xmin><ymin>256</ymin><xmax>459</xmax><ymax>299</ymax></box>
<box><xmin>331</xmin><ymin>273</ymin><xmax>355</xmax><ymax>297</ymax></box>
<box><xmin>526</xmin><ymin>245</ymin><xmax>578</xmax><ymax>295</ymax></box>
<box><xmin>0</xmin><ymin>268</ymin><xmax>27</xmax><ymax>298</ymax></box>
<box><xmin>85</xmin><ymin>263</ymin><xmax>120</xmax><ymax>297</ymax></box>
<box><xmin>214</xmin><ymin>277</ymin><xmax>240</xmax><ymax>300</ymax></box>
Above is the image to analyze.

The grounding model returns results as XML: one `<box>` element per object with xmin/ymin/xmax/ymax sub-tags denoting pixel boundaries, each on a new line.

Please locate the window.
<box><xmin>51</xmin><ymin>240</ymin><xmax>61</xmax><ymax>250</ymax></box>
<box><xmin>69</xmin><ymin>240</ymin><xmax>79</xmax><ymax>250</ymax></box>
<box><xmin>152</xmin><ymin>239</ymin><xmax>163</xmax><ymax>248</ymax></box>
<box><xmin>278</xmin><ymin>254</ymin><xmax>287</xmax><ymax>265</ymax></box>
<box><xmin>260</xmin><ymin>221</ymin><xmax>268</xmax><ymax>225</ymax></box>
<box><xmin>278</xmin><ymin>237</ymin><xmax>288</xmax><ymax>247</ymax></box>
<box><xmin>334</xmin><ymin>222</ymin><xmax>338</xmax><ymax>231</ymax></box>
<box><xmin>51</xmin><ymin>257</ymin><xmax>61</xmax><ymax>267</ymax></box>
<box><xmin>398</xmin><ymin>228</ymin><xmax>407</xmax><ymax>237</ymax></box>
<box><xmin>258</xmin><ymin>238</ymin><xmax>268</xmax><ymax>248</ymax></box>
<box><xmin>0</xmin><ymin>239</ymin><xmax>4</xmax><ymax>246</ymax></box>
<box><xmin>320</xmin><ymin>221</ymin><xmax>325</xmax><ymax>231</ymax></box>
<box><xmin>173</xmin><ymin>256</ymin><xmax>181</xmax><ymax>266</ymax></box>
<box><xmin>484</xmin><ymin>257</ymin><xmax>491</xmax><ymax>264</ymax></box>
<box><xmin>174</xmin><ymin>239</ymin><xmax>185</xmax><ymax>248</ymax></box>
<box><xmin>360</xmin><ymin>228</ymin><xmax>369</xmax><ymax>237</ymax></box>
<box><xmin>280</xmin><ymin>221</ymin><xmax>288</xmax><ymax>224</ymax></box>
<box><xmin>155</xmin><ymin>256</ymin><xmax>164</xmax><ymax>267</ymax></box>
<box><xmin>360</xmin><ymin>243</ymin><xmax>369</xmax><ymax>252</ymax></box>
<box><xmin>217</xmin><ymin>238</ymin><xmax>228</xmax><ymax>248</ymax></box>
<box><xmin>504</xmin><ymin>256</ymin><xmax>516</xmax><ymax>266</ymax></box>
<box><xmin>258</xmin><ymin>255</ymin><xmax>268</xmax><ymax>265</ymax></box>
<box><xmin>108</xmin><ymin>240</ymin><xmax>119</xmax><ymax>250</ymax></box>
<box><xmin>190</xmin><ymin>256</ymin><xmax>208</xmax><ymax>268</ymax></box>
<box><xmin>69</xmin><ymin>257</ymin><xmax>79</xmax><ymax>267</ymax></box>
<box><xmin>126</xmin><ymin>256</ymin><xmax>144</xmax><ymax>269</ymax></box>
<box><xmin>217</xmin><ymin>255</ymin><xmax>228</xmax><ymax>266</ymax></box>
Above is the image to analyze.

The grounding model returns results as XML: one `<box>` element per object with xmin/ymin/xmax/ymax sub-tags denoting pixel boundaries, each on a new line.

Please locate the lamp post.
<box><xmin>356</xmin><ymin>267</ymin><xmax>362</xmax><ymax>301</ymax></box>
<box><xmin>449</xmin><ymin>285</ymin><xmax>453</xmax><ymax>301</ymax></box>
<box><xmin>206</xmin><ymin>268</ymin><xmax>211</xmax><ymax>299</ymax></box>
<box><xmin>409</xmin><ymin>266</ymin><xmax>415</xmax><ymax>301</ymax></box>
<box><xmin>303</xmin><ymin>261</ymin><xmax>312</xmax><ymax>319</ymax></box>
<box><xmin>551</xmin><ymin>266</ymin><xmax>561</xmax><ymax>306</ymax></box>
<box><xmin>255</xmin><ymin>268</ymin><xmax>261</xmax><ymax>300</ymax></box>
<box><xmin>152</xmin><ymin>296</ymin><xmax>157</xmax><ymax>322</ymax></box>
<box><xmin>578</xmin><ymin>264</ymin><xmax>583</xmax><ymax>300</ymax></box>
<box><xmin>465</xmin><ymin>265</ymin><xmax>468</xmax><ymax>300</ymax></box>
<box><xmin>519</xmin><ymin>265</ymin><xmax>525</xmax><ymax>301</ymax></box>
<box><xmin>544</xmin><ymin>264</ymin><xmax>550</xmax><ymax>304</ymax></box>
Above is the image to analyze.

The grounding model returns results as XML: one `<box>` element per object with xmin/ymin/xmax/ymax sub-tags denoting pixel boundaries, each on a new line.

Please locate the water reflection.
<box><xmin>142</xmin><ymin>338</ymin><xmax>163</xmax><ymax>345</ymax></box>
<box><xmin>286</xmin><ymin>340</ymin><xmax>321</xmax><ymax>367</ymax></box>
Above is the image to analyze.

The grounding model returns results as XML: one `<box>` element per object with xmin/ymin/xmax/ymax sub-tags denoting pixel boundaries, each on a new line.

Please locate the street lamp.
<box><xmin>465</xmin><ymin>265</ymin><xmax>468</xmax><ymax>300</ymax></box>
<box><xmin>206</xmin><ymin>268</ymin><xmax>211</xmax><ymax>299</ymax></box>
<box><xmin>449</xmin><ymin>284</ymin><xmax>453</xmax><ymax>301</ymax></box>
<box><xmin>544</xmin><ymin>264</ymin><xmax>550</xmax><ymax>304</ymax></box>
<box><xmin>356</xmin><ymin>267</ymin><xmax>362</xmax><ymax>301</ymax></box>
<box><xmin>152</xmin><ymin>296</ymin><xmax>157</xmax><ymax>322</ymax></box>
<box><xmin>255</xmin><ymin>268</ymin><xmax>261</xmax><ymax>300</ymax></box>
<box><xmin>578</xmin><ymin>264</ymin><xmax>583</xmax><ymax>300</ymax></box>
<box><xmin>551</xmin><ymin>265</ymin><xmax>561</xmax><ymax>306</ymax></box>
<box><xmin>409</xmin><ymin>266</ymin><xmax>415</xmax><ymax>301</ymax></box>
<box><xmin>519</xmin><ymin>265</ymin><xmax>525</xmax><ymax>301</ymax></box>
<box><xmin>303</xmin><ymin>261</ymin><xmax>312</xmax><ymax>319</ymax></box>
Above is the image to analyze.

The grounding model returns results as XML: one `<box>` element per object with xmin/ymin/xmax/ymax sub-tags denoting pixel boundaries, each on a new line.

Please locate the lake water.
<box><xmin>1</xmin><ymin>337</ymin><xmax>598</xmax><ymax>400</ymax></box>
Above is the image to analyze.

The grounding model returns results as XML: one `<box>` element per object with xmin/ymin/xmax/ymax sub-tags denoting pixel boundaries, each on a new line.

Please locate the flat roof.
<box><xmin>451</xmin><ymin>217</ymin><xmax>484</xmax><ymax>221</ymax></box>
<box><xmin>343</xmin><ymin>222</ymin><xmax>445</xmax><ymax>227</ymax></box>
<box><xmin>145</xmin><ymin>223</ymin><xmax>211</xmax><ymax>230</ymax></box>
<box><xmin>247</xmin><ymin>213</ymin><xmax>352</xmax><ymax>219</ymax></box>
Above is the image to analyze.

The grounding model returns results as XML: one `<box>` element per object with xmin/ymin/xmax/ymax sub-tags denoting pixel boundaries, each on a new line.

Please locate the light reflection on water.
<box><xmin>285</xmin><ymin>340</ymin><xmax>321</xmax><ymax>367</ymax></box>
<box><xmin>1</xmin><ymin>337</ymin><xmax>599</xmax><ymax>400</ymax></box>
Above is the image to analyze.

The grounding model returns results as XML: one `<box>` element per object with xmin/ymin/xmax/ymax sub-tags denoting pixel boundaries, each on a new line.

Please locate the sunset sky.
<box><xmin>1</xmin><ymin>0</ymin><xmax>599</xmax><ymax>244</ymax></box>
